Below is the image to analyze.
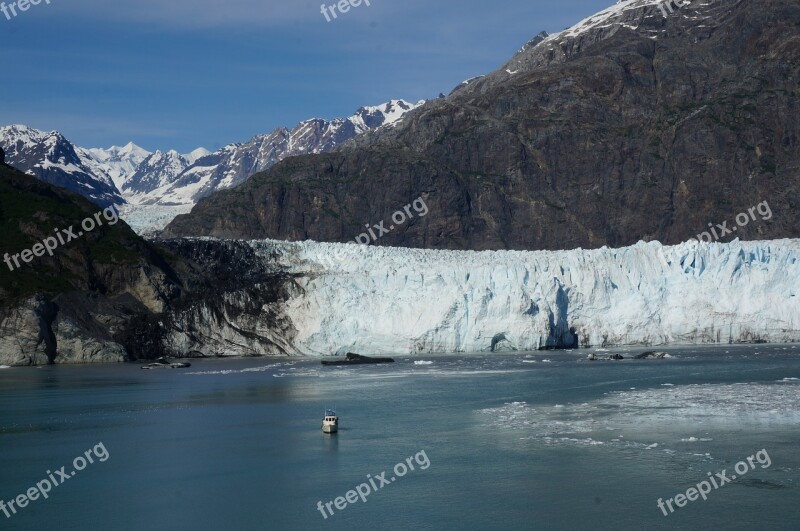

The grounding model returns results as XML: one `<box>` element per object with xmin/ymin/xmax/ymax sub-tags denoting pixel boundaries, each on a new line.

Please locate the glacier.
<box><xmin>167</xmin><ymin>237</ymin><xmax>800</xmax><ymax>357</ymax></box>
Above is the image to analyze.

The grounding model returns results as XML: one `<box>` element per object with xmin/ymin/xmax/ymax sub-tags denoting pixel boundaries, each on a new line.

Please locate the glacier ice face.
<box><xmin>215</xmin><ymin>237</ymin><xmax>800</xmax><ymax>356</ymax></box>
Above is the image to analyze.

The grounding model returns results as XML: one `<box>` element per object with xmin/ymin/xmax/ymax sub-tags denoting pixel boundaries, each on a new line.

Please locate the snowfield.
<box><xmin>230</xmin><ymin>237</ymin><xmax>800</xmax><ymax>356</ymax></box>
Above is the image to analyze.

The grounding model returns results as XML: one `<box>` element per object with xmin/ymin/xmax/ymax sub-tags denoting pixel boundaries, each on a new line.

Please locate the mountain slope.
<box><xmin>123</xmin><ymin>150</ymin><xmax>192</xmax><ymax>197</ymax></box>
<box><xmin>162</xmin><ymin>0</ymin><xmax>800</xmax><ymax>250</ymax></box>
<box><xmin>0</xmin><ymin>150</ymin><xmax>187</xmax><ymax>365</ymax></box>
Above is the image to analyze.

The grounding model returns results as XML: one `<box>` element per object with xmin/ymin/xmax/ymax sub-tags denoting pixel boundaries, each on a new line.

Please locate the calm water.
<box><xmin>1</xmin><ymin>344</ymin><xmax>799</xmax><ymax>530</ymax></box>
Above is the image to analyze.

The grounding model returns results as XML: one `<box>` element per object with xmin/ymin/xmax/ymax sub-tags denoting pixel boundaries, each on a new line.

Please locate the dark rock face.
<box><xmin>0</xmin><ymin>145</ymin><xmax>5</xmax><ymax>165</ymax></box>
<box><xmin>164</xmin><ymin>0</ymin><xmax>800</xmax><ymax>250</ymax></box>
<box><xmin>0</xmin><ymin>165</ymin><xmax>186</xmax><ymax>365</ymax></box>
<box><xmin>121</xmin><ymin>238</ymin><xmax>299</xmax><ymax>359</ymax></box>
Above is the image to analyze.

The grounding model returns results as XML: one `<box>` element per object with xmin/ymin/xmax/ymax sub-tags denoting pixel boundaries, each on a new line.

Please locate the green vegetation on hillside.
<box><xmin>0</xmin><ymin>165</ymin><xmax>151</xmax><ymax>301</ymax></box>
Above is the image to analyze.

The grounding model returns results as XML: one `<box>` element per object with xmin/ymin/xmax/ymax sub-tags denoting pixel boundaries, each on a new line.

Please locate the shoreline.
<box><xmin>0</xmin><ymin>341</ymin><xmax>797</xmax><ymax>369</ymax></box>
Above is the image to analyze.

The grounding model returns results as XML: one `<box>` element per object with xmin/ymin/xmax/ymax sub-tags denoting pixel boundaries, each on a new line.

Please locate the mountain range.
<box><xmin>0</xmin><ymin>99</ymin><xmax>423</xmax><ymax>233</ymax></box>
<box><xmin>138</xmin><ymin>99</ymin><xmax>423</xmax><ymax>207</ymax></box>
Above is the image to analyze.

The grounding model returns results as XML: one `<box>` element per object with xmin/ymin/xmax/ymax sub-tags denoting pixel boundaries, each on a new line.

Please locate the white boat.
<box><xmin>322</xmin><ymin>408</ymin><xmax>339</xmax><ymax>434</ymax></box>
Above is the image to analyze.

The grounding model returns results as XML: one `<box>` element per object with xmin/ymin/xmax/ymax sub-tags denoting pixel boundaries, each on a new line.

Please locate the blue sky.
<box><xmin>0</xmin><ymin>0</ymin><xmax>613</xmax><ymax>152</ymax></box>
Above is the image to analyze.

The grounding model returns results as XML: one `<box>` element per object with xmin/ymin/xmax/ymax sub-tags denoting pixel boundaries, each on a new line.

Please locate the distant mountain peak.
<box><xmin>79</xmin><ymin>142</ymin><xmax>151</xmax><ymax>192</ymax></box>
<box><xmin>516</xmin><ymin>31</ymin><xmax>550</xmax><ymax>55</ymax></box>
<box><xmin>122</xmin><ymin>149</ymin><xmax>190</xmax><ymax>196</ymax></box>
<box><xmin>185</xmin><ymin>147</ymin><xmax>211</xmax><ymax>164</ymax></box>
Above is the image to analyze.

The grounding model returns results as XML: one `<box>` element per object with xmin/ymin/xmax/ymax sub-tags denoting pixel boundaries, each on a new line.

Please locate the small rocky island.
<box><xmin>587</xmin><ymin>351</ymin><xmax>673</xmax><ymax>361</ymax></box>
<box><xmin>321</xmin><ymin>353</ymin><xmax>395</xmax><ymax>366</ymax></box>
<box><xmin>587</xmin><ymin>352</ymin><xmax>624</xmax><ymax>361</ymax></box>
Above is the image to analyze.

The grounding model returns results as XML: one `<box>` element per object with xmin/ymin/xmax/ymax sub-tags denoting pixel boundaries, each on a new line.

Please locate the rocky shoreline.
<box><xmin>1</xmin><ymin>341</ymin><xmax>796</xmax><ymax>368</ymax></box>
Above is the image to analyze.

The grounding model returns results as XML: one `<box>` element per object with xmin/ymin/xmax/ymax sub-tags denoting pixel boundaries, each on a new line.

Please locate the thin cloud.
<box><xmin>54</xmin><ymin>0</ymin><xmax>334</xmax><ymax>28</ymax></box>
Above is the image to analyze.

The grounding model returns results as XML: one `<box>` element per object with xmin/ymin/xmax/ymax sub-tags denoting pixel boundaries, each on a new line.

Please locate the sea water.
<box><xmin>0</xmin><ymin>344</ymin><xmax>798</xmax><ymax>530</ymax></box>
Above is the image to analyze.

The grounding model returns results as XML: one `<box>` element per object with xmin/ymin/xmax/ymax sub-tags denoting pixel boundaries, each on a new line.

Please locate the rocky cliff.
<box><xmin>0</xmin><ymin>165</ymin><xmax>186</xmax><ymax>366</ymax></box>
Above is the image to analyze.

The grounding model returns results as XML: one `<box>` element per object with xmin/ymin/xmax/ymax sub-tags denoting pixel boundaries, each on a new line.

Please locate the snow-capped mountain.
<box><xmin>81</xmin><ymin>145</ymin><xmax>211</xmax><ymax>198</ymax></box>
<box><xmin>144</xmin><ymin>99</ymin><xmax>424</xmax><ymax>207</ymax></box>
<box><xmin>184</xmin><ymin>147</ymin><xmax>211</xmax><ymax>165</ymax></box>
<box><xmin>123</xmin><ymin>150</ymin><xmax>191</xmax><ymax>197</ymax></box>
<box><xmin>0</xmin><ymin>124</ymin><xmax>209</xmax><ymax>210</ymax></box>
<box><xmin>79</xmin><ymin>142</ymin><xmax>151</xmax><ymax>191</ymax></box>
<box><xmin>0</xmin><ymin>124</ymin><xmax>124</xmax><ymax>207</ymax></box>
